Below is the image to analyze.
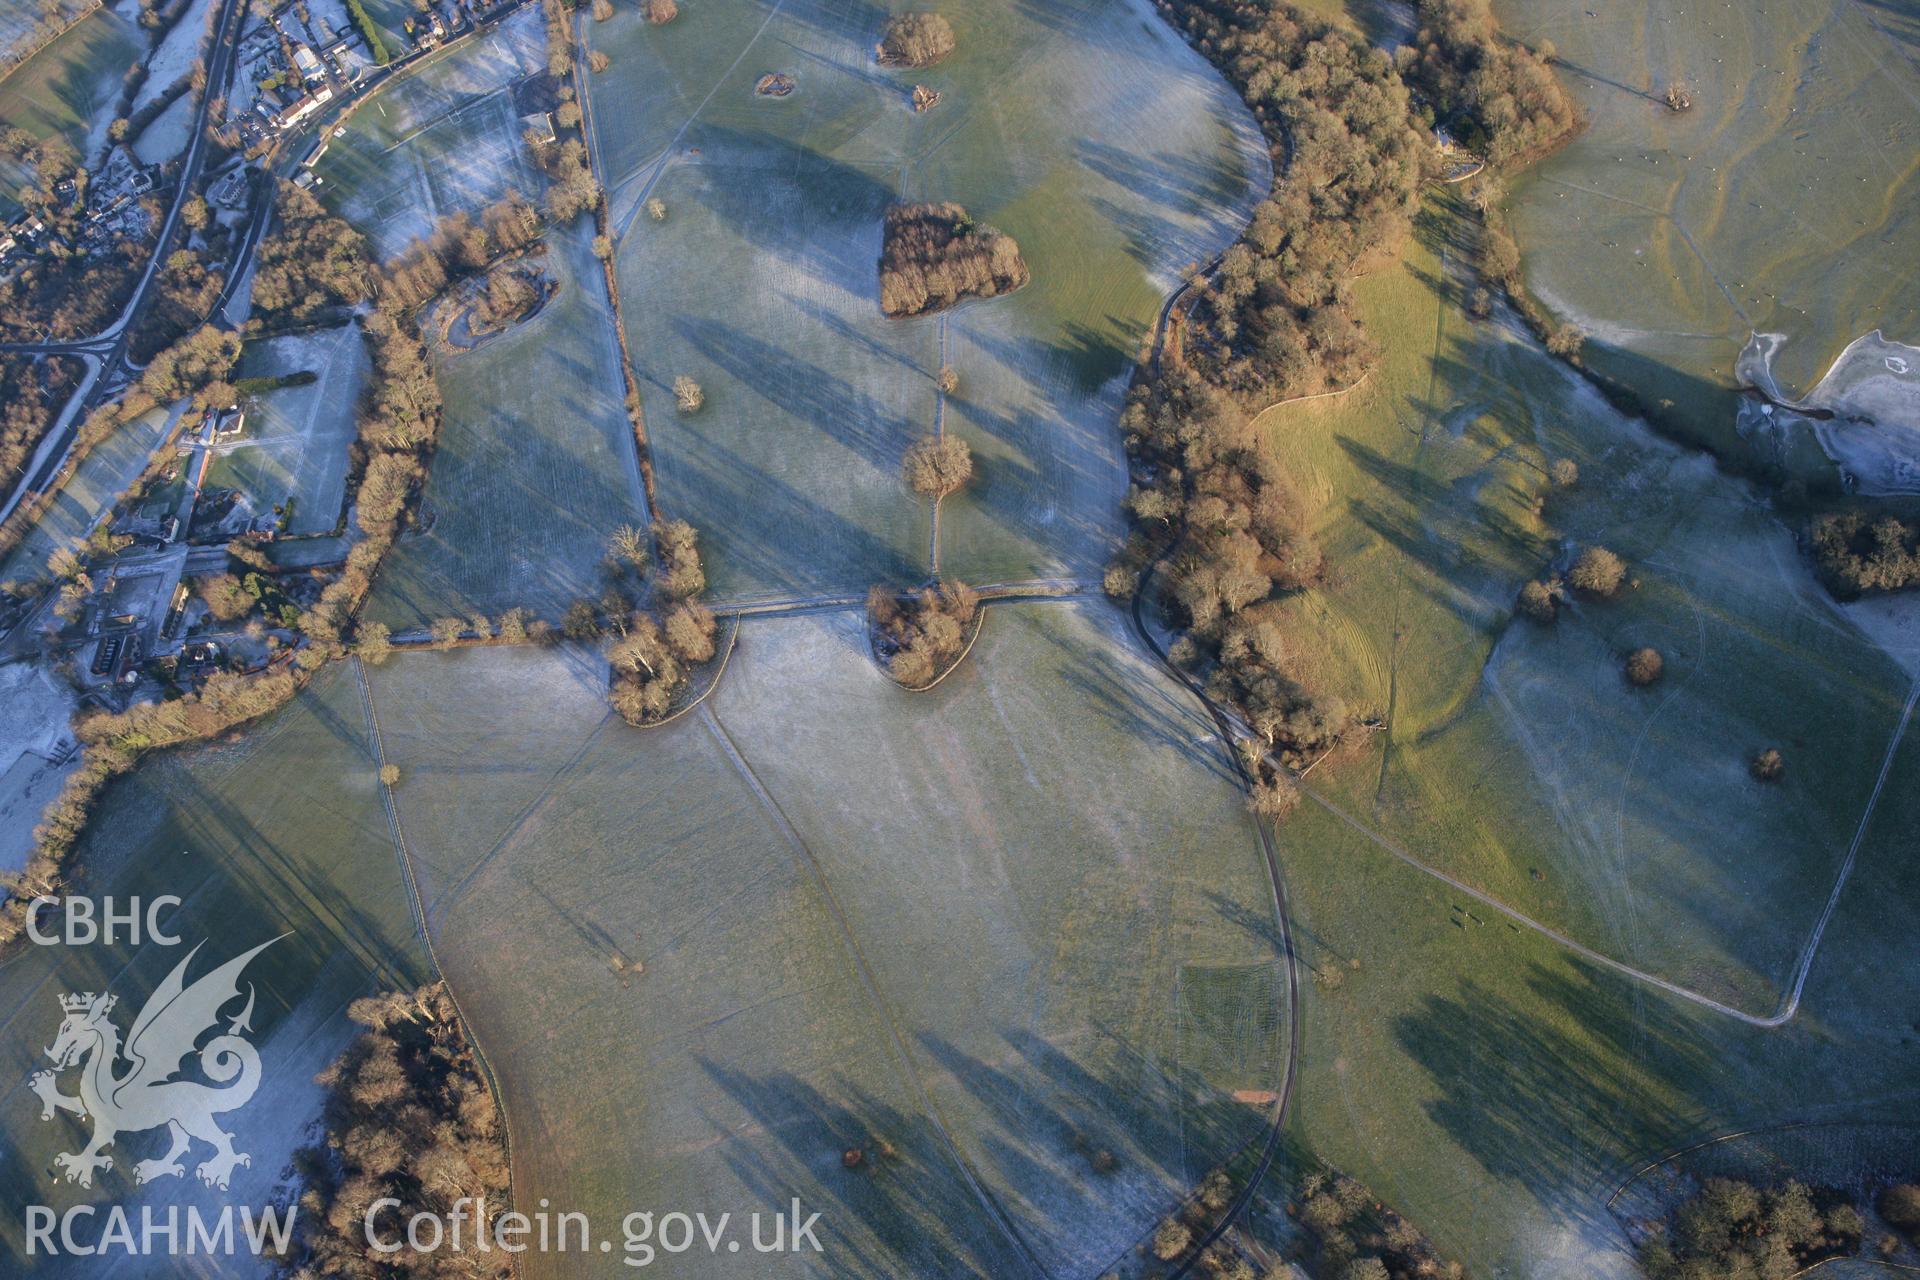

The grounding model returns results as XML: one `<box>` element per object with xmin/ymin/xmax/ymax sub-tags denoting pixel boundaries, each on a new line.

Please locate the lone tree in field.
<box><xmin>1517</xmin><ymin>578</ymin><xmax>1557</xmax><ymax>623</ymax></box>
<box><xmin>903</xmin><ymin>434</ymin><xmax>972</xmax><ymax>497</ymax></box>
<box><xmin>608</xmin><ymin>523</ymin><xmax>649</xmax><ymax>574</ymax></box>
<box><xmin>1882</xmin><ymin>1184</ymin><xmax>1920</xmax><ymax>1238</ymax></box>
<box><xmin>936</xmin><ymin>364</ymin><xmax>958</xmax><ymax>394</ymax></box>
<box><xmin>1568</xmin><ymin>545</ymin><xmax>1626</xmax><ymax>596</ymax></box>
<box><xmin>673</xmin><ymin>375</ymin><xmax>704</xmax><ymax>413</ymax></box>
<box><xmin>878</xmin><ymin>202</ymin><xmax>1029</xmax><ymax>318</ymax></box>
<box><xmin>1550</xmin><ymin>457</ymin><xmax>1579</xmax><ymax>487</ymax></box>
<box><xmin>357</xmin><ymin>620</ymin><xmax>392</xmax><ymax>664</ymax></box>
<box><xmin>877</xmin><ymin>13</ymin><xmax>955</xmax><ymax>67</ymax></box>
<box><xmin>1751</xmin><ymin>748</ymin><xmax>1785</xmax><ymax>782</ymax></box>
<box><xmin>1625</xmin><ymin>646</ymin><xmax>1664</xmax><ymax>686</ymax></box>
<box><xmin>646</xmin><ymin>0</ymin><xmax>677</xmax><ymax>22</ymax></box>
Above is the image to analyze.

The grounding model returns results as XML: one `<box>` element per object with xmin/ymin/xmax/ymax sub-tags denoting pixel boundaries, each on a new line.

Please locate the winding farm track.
<box><xmin>350</xmin><ymin>657</ymin><xmax>521</xmax><ymax>1199</ymax></box>
<box><xmin>345</xmin><ymin>1</ymin><xmax>1909</xmax><ymax>1269</ymax></box>
<box><xmin>1126</xmin><ymin>557</ymin><xmax>1304</xmax><ymax>1278</ymax></box>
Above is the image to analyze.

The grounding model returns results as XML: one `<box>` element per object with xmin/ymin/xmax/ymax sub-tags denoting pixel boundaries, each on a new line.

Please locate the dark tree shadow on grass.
<box><xmin>696</xmin><ymin>1059</ymin><xmax>1031</xmax><ymax>1280</ymax></box>
<box><xmin>1394</xmin><ymin>957</ymin><xmax>1723</xmax><ymax>1216</ymax></box>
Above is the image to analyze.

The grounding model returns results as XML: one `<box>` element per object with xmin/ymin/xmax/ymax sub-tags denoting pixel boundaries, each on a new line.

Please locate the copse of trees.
<box><xmin>279</xmin><ymin>983</ymin><xmax>510</xmax><ymax>1279</ymax></box>
<box><xmin>607</xmin><ymin>601</ymin><xmax>717</xmax><ymax>724</ymax></box>
<box><xmin>656</xmin><ymin>518</ymin><xmax>706</xmax><ymax>598</ymax></box>
<box><xmin>131</xmin><ymin>247</ymin><xmax>225</xmax><ymax>361</ymax></box>
<box><xmin>867</xmin><ymin>580</ymin><xmax>979</xmax><ymax>688</ymax></box>
<box><xmin>603</xmin><ymin>520</ymin><xmax>719</xmax><ymax>725</ymax></box>
<box><xmin>1811</xmin><ymin>510</ymin><xmax>1920</xmax><ymax>599</ymax></box>
<box><xmin>371</xmin><ymin>193</ymin><xmax>544</xmax><ymax>314</ymax></box>
<box><xmin>1396</xmin><ymin>0</ymin><xmax>1579</xmax><ymax>168</ymax></box>
<box><xmin>1115</xmin><ymin>363</ymin><xmax>1339</xmax><ymax>761</ymax></box>
<box><xmin>471</xmin><ymin>258</ymin><xmax>548</xmax><ymax>332</ymax></box>
<box><xmin>0</xmin><ymin>353</ymin><xmax>78</xmax><ymax>483</ymax></box>
<box><xmin>1157</xmin><ymin>0</ymin><xmax>1425</xmax><ymax>400</ymax></box>
<box><xmin>250</xmin><ymin>183</ymin><xmax>374</xmax><ymax>325</ymax></box>
<box><xmin>531</xmin><ymin>136</ymin><xmax>601</xmax><ymax>224</ymax></box>
<box><xmin>1883</xmin><ymin>1183</ymin><xmax>1920</xmax><ymax>1244</ymax></box>
<box><xmin>878</xmin><ymin>202</ymin><xmax>1029</xmax><ymax>318</ymax></box>
<box><xmin>1639</xmin><ymin>1177</ymin><xmax>1864</xmax><ymax>1280</ymax></box>
<box><xmin>877</xmin><ymin>13</ymin><xmax>956</xmax><ymax>67</ymax></box>
<box><xmin>1279</xmin><ymin>1166</ymin><xmax>1462</xmax><ymax>1279</ymax></box>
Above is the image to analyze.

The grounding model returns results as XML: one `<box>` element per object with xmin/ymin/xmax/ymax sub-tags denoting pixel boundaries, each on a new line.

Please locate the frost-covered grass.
<box><xmin>313</xmin><ymin>6</ymin><xmax>545</xmax><ymax>257</ymax></box>
<box><xmin>1280</xmin><ymin>766</ymin><xmax>1920</xmax><ymax>1276</ymax></box>
<box><xmin>365</xmin><ymin>220</ymin><xmax>645</xmax><ymax>629</ymax></box>
<box><xmin>1501</xmin><ymin>0</ymin><xmax>1920</xmax><ymax>446</ymax></box>
<box><xmin>598</xmin><ymin>0</ymin><xmax>1266</xmax><ymax>598</ymax></box>
<box><xmin>0</xmin><ymin>661</ymin><xmax>427</xmax><ymax>1274</ymax></box>
<box><xmin>127</xmin><ymin>0</ymin><xmax>208</xmax><ymax>113</ymax></box>
<box><xmin>1245</xmin><ymin>196</ymin><xmax>1920</xmax><ymax>1273</ymax></box>
<box><xmin>129</xmin><ymin>87</ymin><xmax>192</xmax><ymax>163</ymax></box>
<box><xmin>356</xmin><ymin>599</ymin><xmax>1283</xmax><ymax>1279</ymax></box>
<box><xmin>0</xmin><ymin>401</ymin><xmax>181</xmax><ymax>582</ymax></box>
<box><xmin>0</xmin><ymin>7</ymin><xmax>139</xmax><ymax>207</ymax></box>
<box><xmin>1259</xmin><ymin>204</ymin><xmax>1913</xmax><ymax>1014</ymax></box>
<box><xmin>203</xmin><ymin>324</ymin><xmax>366</xmax><ymax>537</ymax></box>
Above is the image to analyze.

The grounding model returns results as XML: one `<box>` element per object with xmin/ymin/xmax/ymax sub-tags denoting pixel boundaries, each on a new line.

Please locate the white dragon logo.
<box><xmin>29</xmin><ymin>938</ymin><xmax>279</xmax><ymax>1191</ymax></box>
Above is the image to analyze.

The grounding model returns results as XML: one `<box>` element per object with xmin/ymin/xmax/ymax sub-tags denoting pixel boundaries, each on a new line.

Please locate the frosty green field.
<box><xmin>1499</xmin><ymin>0</ymin><xmax>1920</xmax><ymax>455</ymax></box>
<box><xmin>595</xmin><ymin>0</ymin><xmax>1266</xmax><ymax>599</ymax></box>
<box><xmin>0</xmin><ymin>6</ymin><xmax>140</xmax><ymax>208</ymax></box>
<box><xmin>0</xmin><ymin>403</ymin><xmax>181</xmax><ymax>583</ymax></box>
<box><xmin>1257</xmin><ymin>203</ymin><xmax>1915</xmax><ymax>1019</ymax></box>
<box><xmin>366</xmin><ymin>221</ymin><xmax>645</xmax><ymax>629</ymax></box>
<box><xmin>355</xmin><ymin>599</ymin><xmax>1285</xmax><ymax>1278</ymax></box>
<box><xmin>0</xmin><ymin>662</ymin><xmax>425</xmax><ymax>1275</ymax></box>
<box><xmin>203</xmin><ymin>325</ymin><xmax>367</xmax><ymax>537</ymax></box>
<box><xmin>1240</xmin><ymin>191</ymin><xmax>1920</xmax><ymax>1272</ymax></box>
<box><xmin>312</xmin><ymin>6</ymin><xmax>546</xmax><ymax>257</ymax></box>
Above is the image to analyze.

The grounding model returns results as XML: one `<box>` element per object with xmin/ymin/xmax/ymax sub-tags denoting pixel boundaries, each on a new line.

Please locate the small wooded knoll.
<box><xmin>878</xmin><ymin>202</ymin><xmax>1029</xmax><ymax>318</ymax></box>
